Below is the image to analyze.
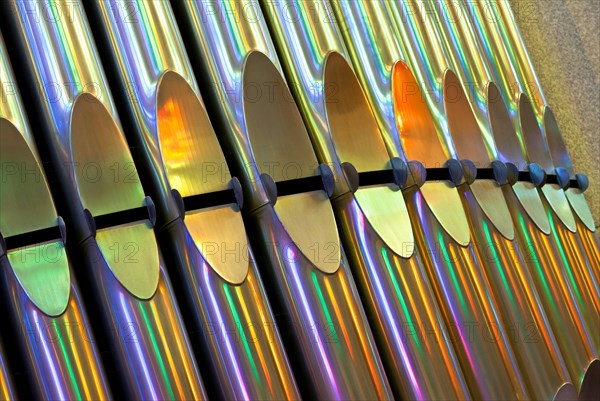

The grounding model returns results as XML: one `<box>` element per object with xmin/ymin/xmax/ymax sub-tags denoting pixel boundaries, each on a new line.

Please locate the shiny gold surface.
<box><xmin>71</xmin><ymin>93</ymin><xmax>158</xmax><ymax>299</ymax></box>
<box><xmin>243</xmin><ymin>51</ymin><xmax>341</xmax><ymax>272</ymax></box>
<box><xmin>156</xmin><ymin>72</ymin><xmax>249</xmax><ymax>283</ymax></box>
<box><xmin>405</xmin><ymin>185</ymin><xmax>529</xmax><ymax>400</ymax></box>
<box><xmin>443</xmin><ymin>70</ymin><xmax>514</xmax><ymax>240</ymax></box>
<box><xmin>0</xmin><ymin>120</ymin><xmax>57</xmax><ymax>239</ymax></box>
<box><xmin>519</xmin><ymin>97</ymin><xmax>577</xmax><ymax>232</ymax></box>
<box><xmin>323</xmin><ymin>53</ymin><xmax>414</xmax><ymax>257</ymax></box>
<box><xmin>391</xmin><ymin>62</ymin><xmax>471</xmax><ymax>246</ymax></box>
<box><xmin>458</xmin><ymin>183</ymin><xmax>573</xmax><ymax>401</ymax></box>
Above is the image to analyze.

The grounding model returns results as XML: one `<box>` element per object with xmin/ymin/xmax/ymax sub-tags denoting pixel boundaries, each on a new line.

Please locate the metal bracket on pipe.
<box><xmin>1</xmin><ymin>217</ymin><xmax>66</xmax><ymax>254</ymax></box>
<box><xmin>84</xmin><ymin>197</ymin><xmax>156</xmax><ymax>239</ymax></box>
<box><xmin>258</xmin><ymin>164</ymin><xmax>337</xmax><ymax>206</ymax></box>
<box><xmin>171</xmin><ymin>178</ymin><xmax>245</xmax><ymax>219</ymax></box>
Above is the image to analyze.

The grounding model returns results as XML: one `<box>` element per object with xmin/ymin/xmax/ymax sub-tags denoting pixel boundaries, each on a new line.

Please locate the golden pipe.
<box><xmin>84</xmin><ymin>2</ymin><xmax>300</xmax><ymax>399</ymax></box>
<box><xmin>333</xmin><ymin>1</ymin><xmax>537</xmax><ymax>399</ymax></box>
<box><xmin>173</xmin><ymin>1</ymin><xmax>393</xmax><ymax>399</ymax></box>
<box><xmin>262</xmin><ymin>1</ymin><xmax>472</xmax><ymax>399</ymax></box>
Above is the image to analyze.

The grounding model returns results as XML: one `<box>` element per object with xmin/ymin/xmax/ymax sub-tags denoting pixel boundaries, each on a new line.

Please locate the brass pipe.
<box><xmin>173</xmin><ymin>1</ymin><xmax>391</xmax><ymax>399</ymax></box>
<box><xmin>466</xmin><ymin>0</ymin><xmax>600</xmax><ymax>363</ymax></box>
<box><xmin>423</xmin><ymin>1</ymin><xmax>584</xmax><ymax>399</ymax></box>
<box><xmin>0</xmin><ymin>31</ymin><xmax>110</xmax><ymax>400</ymax></box>
<box><xmin>84</xmin><ymin>1</ymin><xmax>299</xmax><ymax>399</ymax></box>
<box><xmin>334</xmin><ymin>1</ymin><xmax>531</xmax><ymax>399</ymax></box>
<box><xmin>262</xmin><ymin>1</ymin><xmax>472</xmax><ymax>399</ymax></box>
<box><xmin>2</xmin><ymin>1</ymin><xmax>207</xmax><ymax>398</ymax></box>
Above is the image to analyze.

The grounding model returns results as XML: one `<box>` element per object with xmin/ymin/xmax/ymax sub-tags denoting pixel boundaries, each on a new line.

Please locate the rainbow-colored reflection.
<box><xmin>0</xmin><ymin>258</ymin><xmax>110</xmax><ymax>400</ymax></box>
<box><xmin>249</xmin><ymin>205</ymin><xmax>392</xmax><ymax>399</ymax></box>
<box><xmin>334</xmin><ymin>194</ymin><xmax>471</xmax><ymax>400</ymax></box>
<box><xmin>407</xmin><ymin>188</ymin><xmax>529</xmax><ymax>400</ymax></box>
<box><xmin>161</xmin><ymin>219</ymin><xmax>299</xmax><ymax>400</ymax></box>
<box><xmin>0</xmin><ymin>341</ymin><xmax>16</xmax><ymax>401</ymax></box>
<box><xmin>504</xmin><ymin>192</ymin><xmax>598</xmax><ymax>389</ymax></box>
<box><xmin>460</xmin><ymin>187</ymin><xmax>571</xmax><ymax>399</ymax></box>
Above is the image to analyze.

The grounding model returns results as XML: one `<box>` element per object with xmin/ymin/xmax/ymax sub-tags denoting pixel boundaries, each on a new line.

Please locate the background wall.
<box><xmin>509</xmin><ymin>0</ymin><xmax>599</xmax><ymax>226</ymax></box>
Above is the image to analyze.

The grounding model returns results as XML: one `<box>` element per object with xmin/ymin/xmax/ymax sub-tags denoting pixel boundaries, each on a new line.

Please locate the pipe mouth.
<box><xmin>0</xmin><ymin>118</ymin><xmax>70</xmax><ymax>316</ymax></box>
<box><xmin>157</xmin><ymin>71</ymin><xmax>249</xmax><ymax>284</ymax></box>
<box><xmin>579</xmin><ymin>359</ymin><xmax>600</xmax><ymax>401</ymax></box>
<box><xmin>518</xmin><ymin>93</ymin><xmax>554</xmax><ymax>173</ymax></box>
<box><xmin>443</xmin><ymin>70</ymin><xmax>514</xmax><ymax>240</ymax></box>
<box><xmin>391</xmin><ymin>62</ymin><xmax>471</xmax><ymax>246</ymax></box>
<box><xmin>323</xmin><ymin>53</ymin><xmax>414</xmax><ymax>258</ymax></box>
<box><xmin>157</xmin><ymin>71</ymin><xmax>230</xmax><ymax>196</ymax></box>
<box><xmin>243</xmin><ymin>51</ymin><xmax>341</xmax><ymax>273</ymax></box>
<box><xmin>0</xmin><ymin>119</ymin><xmax>57</xmax><ymax>237</ymax></box>
<box><xmin>70</xmin><ymin>93</ymin><xmax>146</xmax><ymax>215</ymax></box>
<box><xmin>442</xmin><ymin>70</ymin><xmax>491</xmax><ymax>167</ymax></box>
<box><xmin>486</xmin><ymin>82</ymin><xmax>527</xmax><ymax>169</ymax></box>
<box><xmin>323</xmin><ymin>52</ymin><xmax>391</xmax><ymax>173</ymax></box>
<box><xmin>71</xmin><ymin>93</ymin><xmax>159</xmax><ymax>299</ymax></box>
<box><xmin>391</xmin><ymin>61</ymin><xmax>448</xmax><ymax>168</ymax></box>
<box><xmin>552</xmin><ymin>382</ymin><xmax>578</xmax><ymax>401</ymax></box>
<box><xmin>544</xmin><ymin>107</ymin><xmax>575</xmax><ymax>177</ymax></box>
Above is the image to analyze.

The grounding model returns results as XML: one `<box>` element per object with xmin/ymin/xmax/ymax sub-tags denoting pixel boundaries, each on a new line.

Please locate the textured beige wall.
<box><xmin>509</xmin><ymin>0</ymin><xmax>599</xmax><ymax>226</ymax></box>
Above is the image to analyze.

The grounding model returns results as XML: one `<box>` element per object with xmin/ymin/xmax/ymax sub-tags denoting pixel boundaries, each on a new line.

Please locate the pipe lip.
<box><xmin>157</xmin><ymin>71</ymin><xmax>250</xmax><ymax>284</ymax></box>
<box><xmin>486</xmin><ymin>82</ymin><xmax>528</xmax><ymax>170</ymax></box>
<box><xmin>579</xmin><ymin>359</ymin><xmax>600</xmax><ymax>401</ymax></box>
<box><xmin>391</xmin><ymin>62</ymin><xmax>471</xmax><ymax>246</ymax></box>
<box><xmin>243</xmin><ymin>51</ymin><xmax>342</xmax><ymax>273</ymax></box>
<box><xmin>391</xmin><ymin>61</ymin><xmax>448</xmax><ymax>168</ymax></box>
<box><xmin>70</xmin><ymin>92</ymin><xmax>160</xmax><ymax>299</ymax></box>
<box><xmin>544</xmin><ymin>107</ymin><xmax>574</xmax><ymax>178</ymax></box>
<box><xmin>518</xmin><ymin>94</ymin><xmax>554</xmax><ymax>173</ymax></box>
<box><xmin>443</xmin><ymin>70</ymin><xmax>514</xmax><ymax>240</ymax></box>
<box><xmin>442</xmin><ymin>70</ymin><xmax>491</xmax><ymax>167</ymax></box>
<box><xmin>552</xmin><ymin>382</ymin><xmax>578</xmax><ymax>401</ymax></box>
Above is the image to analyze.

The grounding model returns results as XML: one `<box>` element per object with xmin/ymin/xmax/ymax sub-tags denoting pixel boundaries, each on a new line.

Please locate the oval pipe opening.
<box><xmin>71</xmin><ymin>93</ymin><xmax>146</xmax><ymax>215</ymax></box>
<box><xmin>391</xmin><ymin>61</ymin><xmax>448</xmax><ymax>168</ymax></box>
<box><xmin>543</xmin><ymin>107</ymin><xmax>574</xmax><ymax>177</ymax></box>
<box><xmin>443</xmin><ymin>70</ymin><xmax>491</xmax><ymax>167</ymax></box>
<box><xmin>518</xmin><ymin>94</ymin><xmax>554</xmax><ymax>173</ymax></box>
<box><xmin>157</xmin><ymin>71</ymin><xmax>230</xmax><ymax>196</ymax></box>
<box><xmin>323</xmin><ymin>53</ymin><xmax>415</xmax><ymax>258</ymax></box>
<box><xmin>157</xmin><ymin>71</ymin><xmax>249</xmax><ymax>284</ymax></box>
<box><xmin>324</xmin><ymin>52</ymin><xmax>391</xmax><ymax>172</ymax></box>
<box><xmin>243</xmin><ymin>51</ymin><xmax>341</xmax><ymax>273</ymax></box>
<box><xmin>487</xmin><ymin>82</ymin><xmax>527</xmax><ymax>169</ymax></box>
<box><xmin>71</xmin><ymin>93</ymin><xmax>159</xmax><ymax>299</ymax></box>
<box><xmin>0</xmin><ymin>119</ymin><xmax>70</xmax><ymax>316</ymax></box>
<box><xmin>391</xmin><ymin>62</ymin><xmax>471</xmax><ymax>246</ymax></box>
<box><xmin>243</xmin><ymin>52</ymin><xmax>319</xmax><ymax>182</ymax></box>
<box><xmin>0</xmin><ymin>119</ymin><xmax>57</xmax><ymax>236</ymax></box>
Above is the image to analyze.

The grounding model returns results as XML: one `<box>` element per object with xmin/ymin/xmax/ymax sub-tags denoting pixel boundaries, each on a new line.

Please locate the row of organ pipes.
<box><xmin>0</xmin><ymin>1</ymin><xmax>598</xmax><ymax>400</ymax></box>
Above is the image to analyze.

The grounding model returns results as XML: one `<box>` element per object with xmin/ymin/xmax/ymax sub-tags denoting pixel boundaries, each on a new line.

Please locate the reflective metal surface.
<box><xmin>262</xmin><ymin>2</ymin><xmax>470</xmax><ymax>399</ymax></box>
<box><xmin>0</xmin><ymin>30</ymin><xmax>111</xmax><ymax>400</ymax></box>
<box><xmin>0</xmin><ymin>340</ymin><xmax>15</xmax><ymax>401</ymax></box>
<box><xmin>3</xmin><ymin>1</ymin><xmax>206</xmax><ymax>398</ymax></box>
<box><xmin>0</xmin><ymin>259</ymin><xmax>111</xmax><ymax>400</ymax></box>
<box><xmin>174</xmin><ymin>1</ymin><xmax>391</xmax><ymax>398</ymax></box>
<box><xmin>86</xmin><ymin>1</ymin><xmax>298</xmax><ymax>398</ymax></box>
